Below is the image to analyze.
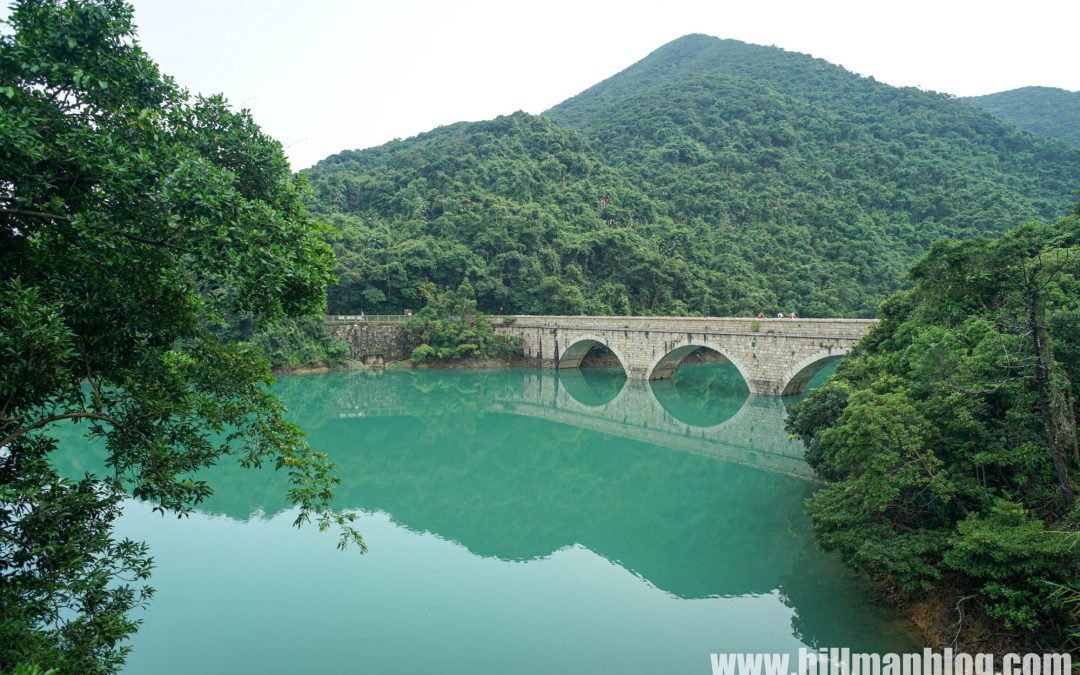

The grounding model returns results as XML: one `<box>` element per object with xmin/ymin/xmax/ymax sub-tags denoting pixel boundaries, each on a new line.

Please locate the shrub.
<box><xmin>405</xmin><ymin>281</ymin><xmax>523</xmax><ymax>364</ymax></box>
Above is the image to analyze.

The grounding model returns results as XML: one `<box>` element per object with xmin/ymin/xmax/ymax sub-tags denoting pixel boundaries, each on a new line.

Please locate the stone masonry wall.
<box><xmin>327</xmin><ymin>321</ymin><xmax>410</xmax><ymax>364</ymax></box>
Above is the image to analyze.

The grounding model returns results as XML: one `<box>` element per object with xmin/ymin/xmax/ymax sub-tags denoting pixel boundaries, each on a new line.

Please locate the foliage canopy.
<box><xmin>787</xmin><ymin>205</ymin><xmax>1080</xmax><ymax>650</ymax></box>
<box><xmin>305</xmin><ymin>35</ymin><xmax>1080</xmax><ymax>319</ymax></box>
<box><xmin>966</xmin><ymin>86</ymin><xmax>1080</xmax><ymax>148</ymax></box>
<box><xmin>405</xmin><ymin>281</ymin><xmax>522</xmax><ymax>365</ymax></box>
<box><xmin>0</xmin><ymin>1</ymin><xmax>357</xmax><ymax>671</ymax></box>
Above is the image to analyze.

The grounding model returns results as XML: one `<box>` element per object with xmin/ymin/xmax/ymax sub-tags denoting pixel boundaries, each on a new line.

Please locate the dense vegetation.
<box><xmin>405</xmin><ymin>281</ymin><xmax>522</xmax><ymax>364</ymax></box>
<box><xmin>308</xmin><ymin>113</ymin><xmax>727</xmax><ymax>316</ymax></box>
<box><xmin>0</xmin><ymin>1</ymin><xmax>356</xmax><ymax>672</ymax></box>
<box><xmin>220</xmin><ymin>314</ymin><xmax>351</xmax><ymax>372</ymax></box>
<box><xmin>306</xmin><ymin>34</ymin><xmax>1080</xmax><ymax>318</ymax></box>
<box><xmin>966</xmin><ymin>87</ymin><xmax>1080</xmax><ymax>147</ymax></box>
<box><xmin>787</xmin><ymin>203</ymin><xmax>1080</xmax><ymax>651</ymax></box>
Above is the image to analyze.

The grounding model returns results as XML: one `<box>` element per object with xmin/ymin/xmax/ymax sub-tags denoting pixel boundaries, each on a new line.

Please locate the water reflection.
<box><xmin>322</xmin><ymin>412</ymin><xmax>808</xmax><ymax>597</ymax></box>
<box><xmin>52</xmin><ymin>365</ymin><xmax>814</xmax><ymax>525</ymax></box>
<box><xmin>50</xmin><ymin>365</ymin><xmax>825</xmax><ymax>591</ymax></box>
<box><xmin>553</xmin><ymin>367</ymin><xmax>626</xmax><ymax>407</ymax></box>
<box><xmin>49</xmin><ymin>364</ymin><xmax>915</xmax><ymax>665</ymax></box>
<box><xmin>648</xmin><ymin>361</ymin><xmax>749</xmax><ymax>427</ymax></box>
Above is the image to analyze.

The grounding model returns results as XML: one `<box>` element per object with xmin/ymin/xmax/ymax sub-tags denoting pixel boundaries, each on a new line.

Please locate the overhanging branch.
<box><xmin>0</xmin><ymin>411</ymin><xmax>121</xmax><ymax>448</ymax></box>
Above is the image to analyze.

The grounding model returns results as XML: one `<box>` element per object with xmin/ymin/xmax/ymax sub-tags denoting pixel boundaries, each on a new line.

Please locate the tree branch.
<box><xmin>1</xmin><ymin>411</ymin><xmax>120</xmax><ymax>448</ymax></box>
<box><xmin>0</xmin><ymin>207</ymin><xmax>188</xmax><ymax>252</ymax></box>
<box><xmin>0</xmin><ymin>207</ymin><xmax>70</xmax><ymax>221</ymax></box>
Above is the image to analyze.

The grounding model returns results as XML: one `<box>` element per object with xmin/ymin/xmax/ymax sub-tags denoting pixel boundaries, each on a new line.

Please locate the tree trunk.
<box><xmin>1028</xmin><ymin>282</ymin><xmax>1077</xmax><ymax>506</ymax></box>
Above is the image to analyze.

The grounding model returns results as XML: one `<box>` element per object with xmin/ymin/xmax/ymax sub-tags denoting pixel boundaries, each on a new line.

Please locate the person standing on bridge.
<box><xmin>756</xmin><ymin>311</ymin><xmax>764</xmax><ymax>319</ymax></box>
<box><xmin>789</xmin><ymin>311</ymin><xmax>797</xmax><ymax>319</ymax></box>
<box><xmin>777</xmin><ymin>312</ymin><xmax>784</xmax><ymax>318</ymax></box>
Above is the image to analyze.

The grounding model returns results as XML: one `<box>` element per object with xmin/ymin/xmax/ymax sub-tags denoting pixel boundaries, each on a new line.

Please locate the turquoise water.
<box><xmin>50</xmin><ymin>363</ymin><xmax>918</xmax><ymax>674</ymax></box>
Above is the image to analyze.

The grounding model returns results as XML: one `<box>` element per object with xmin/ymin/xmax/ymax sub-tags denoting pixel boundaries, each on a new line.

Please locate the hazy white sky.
<box><xmin>26</xmin><ymin>1</ymin><xmax>1080</xmax><ymax>169</ymax></box>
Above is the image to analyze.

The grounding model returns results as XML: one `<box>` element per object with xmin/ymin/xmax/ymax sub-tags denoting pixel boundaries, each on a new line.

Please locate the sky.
<box><xmin>33</xmin><ymin>0</ymin><xmax>1080</xmax><ymax>169</ymax></box>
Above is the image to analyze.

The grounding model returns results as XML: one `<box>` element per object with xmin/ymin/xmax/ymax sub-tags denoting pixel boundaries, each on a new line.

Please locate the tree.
<box><xmin>404</xmin><ymin>281</ymin><xmax>522</xmax><ymax>364</ymax></box>
<box><xmin>0</xmin><ymin>1</ymin><xmax>361</xmax><ymax>671</ymax></box>
<box><xmin>787</xmin><ymin>206</ymin><xmax>1080</xmax><ymax>651</ymax></box>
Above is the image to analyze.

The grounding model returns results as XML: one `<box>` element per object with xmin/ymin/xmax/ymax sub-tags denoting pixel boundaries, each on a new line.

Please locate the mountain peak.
<box><xmin>545</xmin><ymin>34</ymin><xmax>865</xmax><ymax>122</ymax></box>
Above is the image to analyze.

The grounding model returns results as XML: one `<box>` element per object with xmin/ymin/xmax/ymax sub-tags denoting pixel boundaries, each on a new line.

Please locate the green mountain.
<box><xmin>307</xmin><ymin>114</ymin><xmax>741</xmax><ymax>315</ymax></box>
<box><xmin>965</xmin><ymin>86</ymin><xmax>1080</xmax><ymax>147</ymax></box>
<box><xmin>305</xmin><ymin>35</ymin><xmax>1080</xmax><ymax>317</ymax></box>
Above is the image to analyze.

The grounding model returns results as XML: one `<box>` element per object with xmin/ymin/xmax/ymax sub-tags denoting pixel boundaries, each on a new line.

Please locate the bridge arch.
<box><xmin>779</xmin><ymin>348</ymin><xmax>849</xmax><ymax>396</ymax></box>
<box><xmin>557</xmin><ymin>335</ymin><xmax>628</xmax><ymax>373</ymax></box>
<box><xmin>644</xmin><ymin>341</ymin><xmax>753</xmax><ymax>388</ymax></box>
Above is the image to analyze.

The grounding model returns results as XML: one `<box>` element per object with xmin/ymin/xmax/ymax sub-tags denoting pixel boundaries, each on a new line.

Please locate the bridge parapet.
<box><xmin>497</xmin><ymin>315</ymin><xmax>873</xmax><ymax>337</ymax></box>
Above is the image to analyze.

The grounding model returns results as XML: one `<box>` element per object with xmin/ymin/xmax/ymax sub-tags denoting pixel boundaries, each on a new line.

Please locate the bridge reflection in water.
<box><xmin>514</xmin><ymin>365</ymin><xmax>810</xmax><ymax>478</ymax></box>
<box><xmin>329</xmin><ymin>363</ymin><xmax>814</xmax><ymax>479</ymax></box>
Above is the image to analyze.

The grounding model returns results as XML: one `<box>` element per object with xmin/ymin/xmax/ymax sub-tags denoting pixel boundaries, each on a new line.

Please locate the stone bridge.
<box><xmin>493</xmin><ymin>316</ymin><xmax>877</xmax><ymax>396</ymax></box>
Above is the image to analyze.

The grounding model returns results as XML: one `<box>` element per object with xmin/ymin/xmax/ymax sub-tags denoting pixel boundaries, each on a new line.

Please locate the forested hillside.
<box><xmin>305</xmin><ymin>34</ymin><xmax>1080</xmax><ymax>318</ymax></box>
<box><xmin>306</xmin><ymin>115</ymin><xmax>745</xmax><ymax>315</ymax></box>
<box><xmin>966</xmin><ymin>86</ymin><xmax>1080</xmax><ymax>147</ymax></box>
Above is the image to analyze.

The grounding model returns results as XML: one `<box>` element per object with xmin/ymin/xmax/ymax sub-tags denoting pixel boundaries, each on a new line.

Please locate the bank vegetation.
<box><xmin>788</xmin><ymin>203</ymin><xmax>1080</xmax><ymax>653</ymax></box>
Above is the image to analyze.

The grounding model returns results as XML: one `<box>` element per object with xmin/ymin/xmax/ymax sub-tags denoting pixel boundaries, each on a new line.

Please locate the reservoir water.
<box><xmin>51</xmin><ymin>363</ymin><xmax>918</xmax><ymax>674</ymax></box>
